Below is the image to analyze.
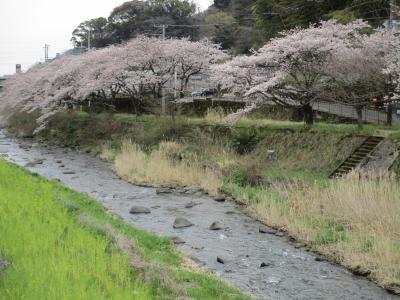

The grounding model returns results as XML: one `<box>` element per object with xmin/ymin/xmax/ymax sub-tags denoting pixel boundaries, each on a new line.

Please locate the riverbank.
<box><xmin>0</xmin><ymin>158</ymin><xmax>247</xmax><ymax>299</ymax></box>
<box><xmin>113</xmin><ymin>140</ymin><xmax>400</xmax><ymax>294</ymax></box>
<box><xmin>4</xmin><ymin>111</ymin><xmax>400</xmax><ymax>294</ymax></box>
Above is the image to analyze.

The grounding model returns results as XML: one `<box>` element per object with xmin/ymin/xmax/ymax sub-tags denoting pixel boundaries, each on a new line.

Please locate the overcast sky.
<box><xmin>0</xmin><ymin>0</ymin><xmax>212</xmax><ymax>76</ymax></box>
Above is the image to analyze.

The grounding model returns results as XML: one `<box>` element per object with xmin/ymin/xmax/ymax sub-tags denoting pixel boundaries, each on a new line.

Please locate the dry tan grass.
<box><xmin>99</xmin><ymin>141</ymin><xmax>116</xmax><ymax>161</ymax></box>
<box><xmin>249</xmin><ymin>171</ymin><xmax>400</xmax><ymax>291</ymax></box>
<box><xmin>115</xmin><ymin>140</ymin><xmax>223</xmax><ymax>196</ymax></box>
<box><xmin>204</xmin><ymin>107</ymin><xmax>227</xmax><ymax>124</ymax></box>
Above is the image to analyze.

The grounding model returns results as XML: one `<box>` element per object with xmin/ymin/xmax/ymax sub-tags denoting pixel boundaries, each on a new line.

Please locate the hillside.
<box><xmin>69</xmin><ymin>0</ymin><xmax>389</xmax><ymax>54</ymax></box>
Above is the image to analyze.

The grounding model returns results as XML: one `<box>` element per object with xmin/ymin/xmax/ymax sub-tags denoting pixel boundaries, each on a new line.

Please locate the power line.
<box><xmin>347</xmin><ymin>0</ymin><xmax>389</xmax><ymax>10</ymax></box>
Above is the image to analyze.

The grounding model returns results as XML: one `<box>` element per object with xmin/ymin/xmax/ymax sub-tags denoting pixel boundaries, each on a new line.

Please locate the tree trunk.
<box><xmin>179</xmin><ymin>77</ymin><xmax>185</xmax><ymax>99</ymax></box>
<box><xmin>355</xmin><ymin>106</ymin><xmax>363</xmax><ymax>129</ymax></box>
<box><xmin>387</xmin><ymin>102</ymin><xmax>393</xmax><ymax>126</ymax></box>
<box><xmin>131</xmin><ymin>98</ymin><xmax>137</xmax><ymax>115</ymax></box>
<box><xmin>303</xmin><ymin>104</ymin><xmax>314</xmax><ymax>125</ymax></box>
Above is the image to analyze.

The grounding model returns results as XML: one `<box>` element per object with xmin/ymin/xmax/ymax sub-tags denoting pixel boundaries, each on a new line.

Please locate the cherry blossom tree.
<box><xmin>382</xmin><ymin>31</ymin><xmax>400</xmax><ymax>123</ymax></box>
<box><xmin>0</xmin><ymin>35</ymin><xmax>226</xmax><ymax>130</ymax></box>
<box><xmin>323</xmin><ymin>31</ymin><xmax>391</xmax><ymax>128</ymax></box>
<box><xmin>209</xmin><ymin>55</ymin><xmax>263</xmax><ymax>97</ymax></box>
<box><xmin>164</xmin><ymin>38</ymin><xmax>228</xmax><ymax>98</ymax></box>
<box><xmin>244</xmin><ymin>20</ymin><xmax>369</xmax><ymax>124</ymax></box>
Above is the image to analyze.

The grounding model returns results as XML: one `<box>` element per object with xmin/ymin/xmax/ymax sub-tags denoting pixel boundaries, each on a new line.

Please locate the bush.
<box><xmin>230</xmin><ymin>163</ymin><xmax>264</xmax><ymax>187</ymax></box>
<box><xmin>6</xmin><ymin>111</ymin><xmax>40</xmax><ymax>138</ymax></box>
<box><xmin>231</xmin><ymin>126</ymin><xmax>259</xmax><ymax>155</ymax></box>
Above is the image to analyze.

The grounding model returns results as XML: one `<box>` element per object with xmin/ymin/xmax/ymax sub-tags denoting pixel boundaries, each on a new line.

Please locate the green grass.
<box><xmin>187</xmin><ymin>116</ymin><xmax>400</xmax><ymax>137</ymax></box>
<box><xmin>260</xmin><ymin>167</ymin><xmax>330</xmax><ymax>186</ymax></box>
<box><xmin>222</xmin><ymin>180</ymin><xmax>287</xmax><ymax>209</ymax></box>
<box><xmin>0</xmin><ymin>159</ymin><xmax>248</xmax><ymax>300</ymax></box>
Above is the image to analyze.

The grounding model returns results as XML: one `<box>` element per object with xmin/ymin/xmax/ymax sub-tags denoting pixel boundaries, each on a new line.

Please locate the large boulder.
<box><xmin>129</xmin><ymin>206</ymin><xmax>151</xmax><ymax>214</ymax></box>
<box><xmin>173</xmin><ymin>217</ymin><xmax>193</xmax><ymax>229</ymax></box>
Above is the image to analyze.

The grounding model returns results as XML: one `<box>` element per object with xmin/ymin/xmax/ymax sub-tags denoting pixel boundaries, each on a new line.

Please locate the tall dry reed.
<box><xmin>115</xmin><ymin>140</ymin><xmax>222</xmax><ymax>196</ymax></box>
<box><xmin>251</xmin><ymin>171</ymin><xmax>400</xmax><ymax>290</ymax></box>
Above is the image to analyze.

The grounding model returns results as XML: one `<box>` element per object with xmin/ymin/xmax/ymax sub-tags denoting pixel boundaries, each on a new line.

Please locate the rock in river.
<box><xmin>129</xmin><ymin>206</ymin><xmax>151</xmax><ymax>214</ymax></box>
<box><xmin>185</xmin><ymin>201</ymin><xmax>198</xmax><ymax>209</ymax></box>
<box><xmin>25</xmin><ymin>159</ymin><xmax>44</xmax><ymax>167</ymax></box>
<box><xmin>315</xmin><ymin>256</ymin><xmax>327</xmax><ymax>262</ymax></box>
<box><xmin>156</xmin><ymin>187</ymin><xmax>173</xmax><ymax>194</ymax></box>
<box><xmin>259</xmin><ymin>225</ymin><xmax>277</xmax><ymax>235</ymax></box>
<box><xmin>260</xmin><ymin>262</ymin><xmax>273</xmax><ymax>268</ymax></box>
<box><xmin>213</xmin><ymin>195</ymin><xmax>226</xmax><ymax>202</ymax></box>
<box><xmin>173</xmin><ymin>217</ymin><xmax>193</xmax><ymax>229</ymax></box>
<box><xmin>63</xmin><ymin>171</ymin><xmax>76</xmax><ymax>175</ymax></box>
<box><xmin>209</xmin><ymin>221</ymin><xmax>224</xmax><ymax>230</ymax></box>
<box><xmin>170</xmin><ymin>236</ymin><xmax>186</xmax><ymax>244</ymax></box>
<box><xmin>217</xmin><ymin>255</ymin><xmax>234</xmax><ymax>264</ymax></box>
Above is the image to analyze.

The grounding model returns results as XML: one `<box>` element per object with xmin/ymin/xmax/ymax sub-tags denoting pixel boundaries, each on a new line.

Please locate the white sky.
<box><xmin>0</xmin><ymin>0</ymin><xmax>213</xmax><ymax>76</ymax></box>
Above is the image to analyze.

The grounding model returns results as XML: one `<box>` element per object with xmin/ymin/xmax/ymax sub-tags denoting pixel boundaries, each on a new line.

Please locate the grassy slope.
<box><xmin>0</xmin><ymin>159</ymin><xmax>247</xmax><ymax>300</ymax></box>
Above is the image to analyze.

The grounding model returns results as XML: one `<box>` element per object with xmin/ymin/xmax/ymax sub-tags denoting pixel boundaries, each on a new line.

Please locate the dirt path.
<box><xmin>0</xmin><ymin>131</ymin><xmax>397</xmax><ymax>300</ymax></box>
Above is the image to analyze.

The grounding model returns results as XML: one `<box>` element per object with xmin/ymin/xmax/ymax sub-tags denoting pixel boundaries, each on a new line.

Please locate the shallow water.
<box><xmin>0</xmin><ymin>131</ymin><xmax>397</xmax><ymax>300</ymax></box>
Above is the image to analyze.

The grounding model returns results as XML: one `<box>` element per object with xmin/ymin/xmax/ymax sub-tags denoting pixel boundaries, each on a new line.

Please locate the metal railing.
<box><xmin>313</xmin><ymin>101</ymin><xmax>400</xmax><ymax>125</ymax></box>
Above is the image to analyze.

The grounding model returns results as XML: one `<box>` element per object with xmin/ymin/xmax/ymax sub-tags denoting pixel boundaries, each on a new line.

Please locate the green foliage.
<box><xmin>222</xmin><ymin>180</ymin><xmax>287</xmax><ymax>211</ymax></box>
<box><xmin>229</xmin><ymin>161</ymin><xmax>266</xmax><ymax>187</ymax></box>
<box><xmin>230</xmin><ymin>167</ymin><xmax>249</xmax><ymax>187</ymax></box>
<box><xmin>71</xmin><ymin>17</ymin><xmax>111</xmax><ymax>48</ymax></box>
<box><xmin>252</xmin><ymin>0</ymin><xmax>389</xmax><ymax>42</ymax></box>
<box><xmin>363</xmin><ymin>239</ymin><xmax>375</xmax><ymax>253</ymax></box>
<box><xmin>326</xmin><ymin>8</ymin><xmax>357</xmax><ymax>24</ymax></box>
<box><xmin>69</xmin><ymin>0</ymin><xmax>390</xmax><ymax>54</ymax></box>
<box><xmin>71</xmin><ymin>0</ymin><xmax>198</xmax><ymax>48</ymax></box>
<box><xmin>315</xmin><ymin>220</ymin><xmax>348</xmax><ymax>245</ymax></box>
<box><xmin>205</xmin><ymin>12</ymin><xmax>237</xmax><ymax>50</ymax></box>
<box><xmin>231</xmin><ymin>127</ymin><xmax>259</xmax><ymax>154</ymax></box>
<box><xmin>6</xmin><ymin>110</ymin><xmax>40</xmax><ymax>138</ymax></box>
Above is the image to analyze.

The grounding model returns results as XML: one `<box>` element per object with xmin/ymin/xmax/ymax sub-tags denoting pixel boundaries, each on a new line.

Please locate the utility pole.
<box><xmin>162</xmin><ymin>24</ymin><xmax>166</xmax><ymax>40</ymax></box>
<box><xmin>390</xmin><ymin>0</ymin><xmax>394</xmax><ymax>30</ymax></box>
<box><xmin>154</xmin><ymin>24</ymin><xmax>168</xmax><ymax>113</ymax></box>
<box><xmin>390</xmin><ymin>0</ymin><xmax>400</xmax><ymax>31</ymax></box>
<box><xmin>387</xmin><ymin>0</ymin><xmax>399</xmax><ymax>125</ymax></box>
<box><xmin>88</xmin><ymin>29</ymin><xmax>91</xmax><ymax>50</ymax></box>
<box><xmin>154</xmin><ymin>24</ymin><xmax>168</xmax><ymax>40</ymax></box>
<box><xmin>174</xmin><ymin>69</ymin><xmax>178</xmax><ymax>100</ymax></box>
<box><xmin>44</xmin><ymin>44</ymin><xmax>50</xmax><ymax>62</ymax></box>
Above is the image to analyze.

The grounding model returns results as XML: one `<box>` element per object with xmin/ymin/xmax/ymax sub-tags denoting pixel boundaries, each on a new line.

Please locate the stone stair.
<box><xmin>330</xmin><ymin>136</ymin><xmax>384</xmax><ymax>178</ymax></box>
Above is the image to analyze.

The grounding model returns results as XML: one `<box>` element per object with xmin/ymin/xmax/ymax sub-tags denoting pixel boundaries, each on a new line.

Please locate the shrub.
<box><xmin>231</xmin><ymin>126</ymin><xmax>259</xmax><ymax>154</ymax></box>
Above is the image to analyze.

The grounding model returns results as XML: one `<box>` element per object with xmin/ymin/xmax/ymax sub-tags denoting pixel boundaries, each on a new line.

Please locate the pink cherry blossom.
<box><xmin>0</xmin><ymin>36</ymin><xmax>226</xmax><ymax>130</ymax></box>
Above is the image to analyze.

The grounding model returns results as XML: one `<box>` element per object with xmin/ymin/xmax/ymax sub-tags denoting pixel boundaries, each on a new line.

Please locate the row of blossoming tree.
<box><xmin>1</xmin><ymin>20</ymin><xmax>400</xmax><ymax>130</ymax></box>
<box><xmin>0</xmin><ymin>36</ymin><xmax>227</xmax><ymax>132</ymax></box>
<box><xmin>211</xmin><ymin>20</ymin><xmax>400</xmax><ymax>127</ymax></box>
